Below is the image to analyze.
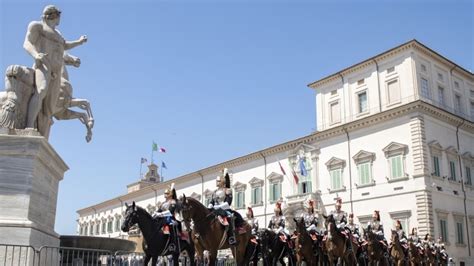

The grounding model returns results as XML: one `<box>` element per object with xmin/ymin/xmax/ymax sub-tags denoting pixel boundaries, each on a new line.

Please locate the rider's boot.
<box><xmin>168</xmin><ymin>224</ymin><xmax>177</xmax><ymax>252</ymax></box>
<box><xmin>227</xmin><ymin>215</ymin><xmax>237</xmax><ymax>245</ymax></box>
<box><xmin>345</xmin><ymin>238</ymin><xmax>352</xmax><ymax>253</ymax></box>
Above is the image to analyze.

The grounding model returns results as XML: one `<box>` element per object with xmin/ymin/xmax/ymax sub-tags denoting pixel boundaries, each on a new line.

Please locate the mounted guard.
<box><xmin>367</xmin><ymin>210</ymin><xmax>388</xmax><ymax>250</ymax></box>
<box><xmin>208</xmin><ymin>168</ymin><xmax>238</xmax><ymax>245</ymax></box>
<box><xmin>268</xmin><ymin>201</ymin><xmax>291</xmax><ymax>245</ymax></box>
<box><xmin>245</xmin><ymin>207</ymin><xmax>259</xmax><ymax>244</ymax></box>
<box><xmin>329</xmin><ymin>197</ymin><xmax>352</xmax><ymax>252</ymax></box>
<box><xmin>153</xmin><ymin>183</ymin><xmax>179</xmax><ymax>251</ymax></box>
<box><xmin>302</xmin><ymin>199</ymin><xmax>319</xmax><ymax>239</ymax></box>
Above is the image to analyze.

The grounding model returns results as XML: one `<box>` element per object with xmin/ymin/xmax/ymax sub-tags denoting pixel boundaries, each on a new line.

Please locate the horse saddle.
<box><xmin>217</xmin><ymin>216</ymin><xmax>229</xmax><ymax>226</ymax></box>
<box><xmin>278</xmin><ymin>234</ymin><xmax>287</xmax><ymax>242</ymax></box>
<box><xmin>162</xmin><ymin>224</ymin><xmax>171</xmax><ymax>234</ymax></box>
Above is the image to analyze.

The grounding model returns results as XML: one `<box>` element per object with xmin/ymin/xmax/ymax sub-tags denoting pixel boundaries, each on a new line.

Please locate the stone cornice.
<box><xmin>307</xmin><ymin>40</ymin><xmax>473</xmax><ymax>90</ymax></box>
<box><xmin>0</xmin><ymin>134</ymin><xmax>69</xmax><ymax>179</ymax></box>
<box><xmin>77</xmin><ymin>101</ymin><xmax>474</xmax><ymax>216</ymax></box>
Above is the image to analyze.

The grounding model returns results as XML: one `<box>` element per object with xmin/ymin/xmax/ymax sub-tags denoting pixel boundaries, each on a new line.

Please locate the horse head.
<box><xmin>121</xmin><ymin>201</ymin><xmax>139</xmax><ymax>232</ymax></box>
<box><xmin>293</xmin><ymin>217</ymin><xmax>305</xmax><ymax>234</ymax></box>
<box><xmin>391</xmin><ymin>229</ymin><xmax>399</xmax><ymax>243</ymax></box>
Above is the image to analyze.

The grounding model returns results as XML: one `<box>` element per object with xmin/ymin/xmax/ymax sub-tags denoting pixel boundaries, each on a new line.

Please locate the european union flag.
<box><xmin>299</xmin><ymin>158</ymin><xmax>307</xmax><ymax>176</ymax></box>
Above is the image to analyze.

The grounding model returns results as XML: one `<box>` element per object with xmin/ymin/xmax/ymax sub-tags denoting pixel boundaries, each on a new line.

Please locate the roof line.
<box><xmin>307</xmin><ymin>39</ymin><xmax>473</xmax><ymax>89</ymax></box>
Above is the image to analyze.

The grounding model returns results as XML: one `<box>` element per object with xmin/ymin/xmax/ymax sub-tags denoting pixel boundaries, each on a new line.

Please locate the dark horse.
<box><xmin>244</xmin><ymin>231</ymin><xmax>264</xmax><ymax>266</ymax></box>
<box><xmin>365</xmin><ymin>229</ymin><xmax>389</xmax><ymax>266</ymax></box>
<box><xmin>121</xmin><ymin>202</ymin><xmax>195</xmax><ymax>266</ymax></box>
<box><xmin>178</xmin><ymin>195</ymin><xmax>252</xmax><ymax>266</ymax></box>
<box><xmin>293</xmin><ymin>217</ymin><xmax>324</xmax><ymax>266</ymax></box>
<box><xmin>323</xmin><ymin>214</ymin><xmax>356</xmax><ymax>266</ymax></box>
<box><xmin>259</xmin><ymin>229</ymin><xmax>296</xmax><ymax>266</ymax></box>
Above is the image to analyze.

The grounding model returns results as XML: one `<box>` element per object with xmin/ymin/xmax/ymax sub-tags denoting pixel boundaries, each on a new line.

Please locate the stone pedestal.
<box><xmin>0</xmin><ymin>133</ymin><xmax>69</xmax><ymax>248</ymax></box>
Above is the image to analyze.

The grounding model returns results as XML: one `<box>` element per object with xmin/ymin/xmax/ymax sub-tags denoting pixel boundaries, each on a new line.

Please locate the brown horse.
<box><xmin>408</xmin><ymin>240</ymin><xmax>423</xmax><ymax>266</ymax></box>
<box><xmin>293</xmin><ymin>217</ymin><xmax>322</xmax><ymax>266</ymax></box>
<box><xmin>365</xmin><ymin>229</ymin><xmax>388</xmax><ymax>266</ymax></box>
<box><xmin>390</xmin><ymin>230</ymin><xmax>406</xmax><ymax>266</ymax></box>
<box><xmin>179</xmin><ymin>195</ymin><xmax>252</xmax><ymax>266</ymax></box>
<box><xmin>323</xmin><ymin>214</ymin><xmax>356</xmax><ymax>265</ymax></box>
<box><xmin>423</xmin><ymin>242</ymin><xmax>436</xmax><ymax>266</ymax></box>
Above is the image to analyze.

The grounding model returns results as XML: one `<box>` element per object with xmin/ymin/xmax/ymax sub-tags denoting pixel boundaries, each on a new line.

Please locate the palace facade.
<box><xmin>77</xmin><ymin>40</ymin><xmax>474</xmax><ymax>263</ymax></box>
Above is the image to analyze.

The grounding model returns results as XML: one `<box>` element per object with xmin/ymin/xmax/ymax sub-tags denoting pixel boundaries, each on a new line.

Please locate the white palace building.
<box><xmin>77</xmin><ymin>40</ymin><xmax>474</xmax><ymax>263</ymax></box>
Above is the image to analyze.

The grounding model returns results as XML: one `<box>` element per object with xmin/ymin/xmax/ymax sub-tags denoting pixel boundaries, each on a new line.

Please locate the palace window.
<box><xmin>107</xmin><ymin>219</ymin><xmax>113</xmax><ymax>233</ymax></box>
<box><xmin>440</xmin><ymin>219</ymin><xmax>448</xmax><ymax>243</ymax></box>
<box><xmin>330</xmin><ymin>169</ymin><xmax>343</xmax><ymax>190</ymax></box>
<box><xmin>429</xmin><ymin>141</ymin><xmax>443</xmax><ymax>177</ymax></box>
<box><xmin>438</xmin><ymin>86</ymin><xmax>445</xmax><ymax>106</ymax></box>
<box><xmin>330</xmin><ymin>101</ymin><xmax>341</xmax><ymax>124</ymax></box>
<box><xmin>267</xmin><ymin>172</ymin><xmax>283</xmax><ymax>202</ymax></box>
<box><xmin>249</xmin><ymin>177</ymin><xmax>264</xmax><ymax>206</ymax></box>
<box><xmin>433</xmin><ymin>156</ymin><xmax>441</xmax><ymax>177</ymax></box>
<box><xmin>466</xmin><ymin>167</ymin><xmax>472</xmax><ymax>186</ymax></box>
<box><xmin>383</xmin><ymin>142</ymin><xmax>408</xmax><ymax>180</ymax></box>
<box><xmin>386</xmin><ymin>79</ymin><xmax>401</xmax><ymax>104</ymax></box>
<box><xmin>471</xmin><ymin>101</ymin><xmax>474</xmax><ymax>120</ymax></box>
<box><xmin>251</xmin><ymin>187</ymin><xmax>262</xmax><ymax>205</ymax></box>
<box><xmin>233</xmin><ymin>182</ymin><xmax>246</xmax><ymax>210</ymax></box>
<box><xmin>326</xmin><ymin>157</ymin><xmax>346</xmax><ymax>191</ymax></box>
<box><xmin>89</xmin><ymin>224</ymin><xmax>94</xmax><ymax>236</ymax></box>
<box><xmin>421</xmin><ymin>64</ymin><xmax>427</xmax><ymax>72</ymax></box>
<box><xmin>357</xmin><ymin>91</ymin><xmax>368</xmax><ymax>113</ymax></box>
<box><xmin>115</xmin><ymin>216</ymin><xmax>121</xmax><ymax>232</ymax></box>
<box><xmin>420</xmin><ymin>77</ymin><xmax>430</xmax><ymax>99</ymax></box>
<box><xmin>269</xmin><ymin>183</ymin><xmax>281</xmax><ymax>202</ymax></box>
<box><xmin>437</xmin><ymin>73</ymin><xmax>444</xmax><ymax>81</ymax></box>
<box><xmin>454</xmin><ymin>94</ymin><xmax>462</xmax><ymax>114</ymax></box>
<box><xmin>449</xmin><ymin>161</ymin><xmax>457</xmax><ymax>181</ymax></box>
<box><xmin>353</xmin><ymin>150</ymin><xmax>375</xmax><ymax>186</ymax></box>
<box><xmin>101</xmin><ymin>220</ymin><xmax>106</xmax><ymax>234</ymax></box>
<box><xmin>95</xmin><ymin>223</ymin><xmax>99</xmax><ymax>235</ymax></box>
<box><xmin>358</xmin><ymin>162</ymin><xmax>371</xmax><ymax>185</ymax></box>
<box><xmin>297</xmin><ymin>157</ymin><xmax>312</xmax><ymax>195</ymax></box>
<box><xmin>454</xmin><ymin>213</ymin><xmax>465</xmax><ymax>246</ymax></box>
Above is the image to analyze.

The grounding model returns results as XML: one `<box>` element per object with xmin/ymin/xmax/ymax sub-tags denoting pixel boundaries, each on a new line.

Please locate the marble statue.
<box><xmin>0</xmin><ymin>5</ymin><xmax>93</xmax><ymax>142</ymax></box>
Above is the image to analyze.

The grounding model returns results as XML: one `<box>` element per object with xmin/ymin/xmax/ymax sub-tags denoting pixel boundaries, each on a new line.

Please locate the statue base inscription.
<box><xmin>0</xmin><ymin>132</ymin><xmax>68</xmax><ymax>247</ymax></box>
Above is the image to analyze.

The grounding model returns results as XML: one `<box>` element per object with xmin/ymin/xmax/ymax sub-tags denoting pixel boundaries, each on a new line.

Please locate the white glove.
<box><xmin>208</xmin><ymin>204</ymin><xmax>213</xmax><ymax>208</ymax></box>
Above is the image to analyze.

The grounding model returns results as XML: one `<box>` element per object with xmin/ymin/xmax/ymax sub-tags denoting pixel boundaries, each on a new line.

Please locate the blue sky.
<box><xmin>1</xmin><ymin>0</ymin><xmax>472</xmax><ymax>234</ymax></box>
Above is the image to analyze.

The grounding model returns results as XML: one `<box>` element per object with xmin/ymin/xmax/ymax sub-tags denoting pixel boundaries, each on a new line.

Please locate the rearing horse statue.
<box><xmin>179</xmin><ymin>195</ymin><xmax>252</xmax><ymax>266</ymax></box>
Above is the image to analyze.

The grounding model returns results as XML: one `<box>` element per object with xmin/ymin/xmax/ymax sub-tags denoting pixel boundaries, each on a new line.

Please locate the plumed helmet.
<box><xmin>335</xmin><ymin>197</ymin><xmax>342</xmax><ymax>206</ymax></box>
<box><xmin>304</xmin><ymin>199</ymin><xmax>316</xmax><ymax>212</ymax></box>
<box><xmin>216</xmin><ymin>168</ymin><xmax>231</xmax><ymax>188</ymax></box>
<box><xmin>164</xmin><ymin>183</ymin><xmax>177</xmax><ymax>200</ymax></box>
<box><xmin>42</xmin><ymin>5</ymin><xmax>61</xmax><ymax>19</ymax></box>
<box><xmin>274</xmin><ymin>201</ymin><xmax>283</xmax><ymax>216</ymax></box>
<box><xmin>348</xmin><ymin>213</ymin><xmax>354</xmax><ymax>218</ymax></box>
<box><xmin>247</xmin><ymin>207</ymin><xmax>254</xmax><ymax>217</ymax></box>
<box><xmin>373</xmin><ymin>210</ymin><xmax>380</xmax><ymax>221</ymax></box>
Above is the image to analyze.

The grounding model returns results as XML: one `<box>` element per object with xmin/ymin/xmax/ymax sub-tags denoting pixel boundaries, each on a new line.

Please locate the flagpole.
<box><xmin>140</xmin><ymin>161</ymin><xmax>143</xmax><ymax>179</ymax></box>
<box><xmin>140</xmin><ymin>158</ymin><xmax>143</xmax><ymax>179</ymax></box>
<box><xmin>160</xmin><ymin>166</ymin><xmax>163</xmax><ymax>182</ymax></box>
<box><xmin>151</xmin><ymin>141</ymin><xmax>154</xmax><ymax>164</ymax></box>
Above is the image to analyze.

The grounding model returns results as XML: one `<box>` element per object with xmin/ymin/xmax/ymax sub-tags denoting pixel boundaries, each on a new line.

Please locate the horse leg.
<box><xmin>53</xmin><ymin>108</ymin><xmax>93</xmax><ymax>142</ymax></box>
<box><xmin>69</xmin><ymin>98</ymin><xmax>94</xmax><ymax>127</ymax></box>
<box><xmin>151</xmin><ymin>255</ymin><xmax>158</xmax><ymax>266</ymax></box>
<box><xmin>143</xmin><ymin>254</ymin><xmax>151</xmax><ymax>266</ymax></box>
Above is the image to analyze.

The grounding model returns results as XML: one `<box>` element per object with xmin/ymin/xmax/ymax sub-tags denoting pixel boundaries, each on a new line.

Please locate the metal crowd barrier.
<box><xmin>1</xmin><ymin>244</ymin><xmax>145</xmax><ymax>266</ymax></box>
<box><xmin>0</xmin><ymin>243</ymin><xmax>251</xmax><ymax>266</ymax></box>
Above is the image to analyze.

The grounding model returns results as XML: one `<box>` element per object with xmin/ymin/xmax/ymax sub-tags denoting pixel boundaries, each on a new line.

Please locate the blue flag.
<box><xmin>299</xmin><ymin>158</ymin><xmax>307</xmax><ymax>176</ymax></box>
<box><xmin>161</xmin><ymin>161</ymin><xmax>167</xmax><ymax>169</ymax></box>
